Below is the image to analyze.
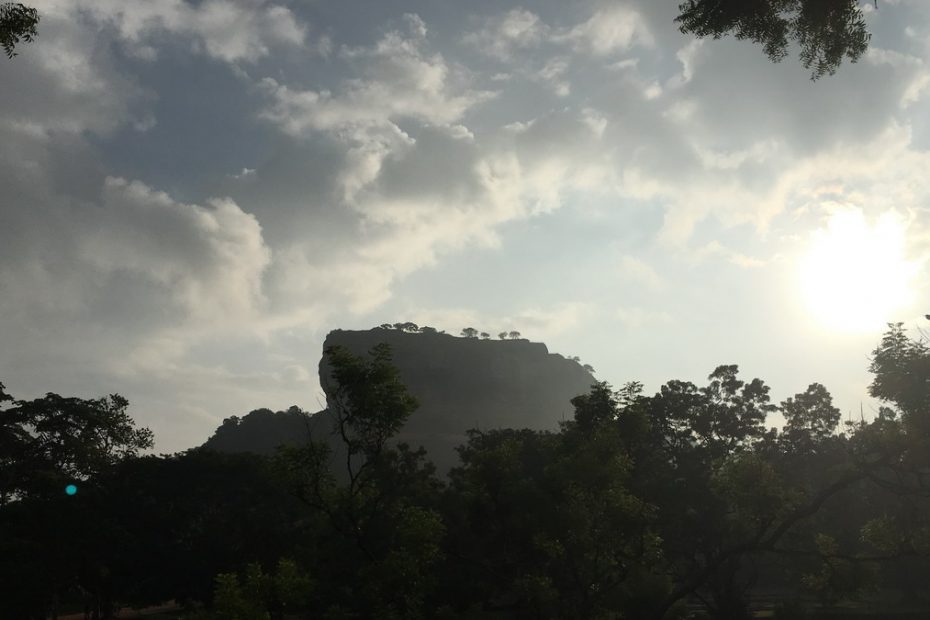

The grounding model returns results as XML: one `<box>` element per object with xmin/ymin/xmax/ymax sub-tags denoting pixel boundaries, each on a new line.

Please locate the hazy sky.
<box><xmin>2</xmin><ymin>0</ymin><xmax>928</xmax><ymax>452</ymax></box>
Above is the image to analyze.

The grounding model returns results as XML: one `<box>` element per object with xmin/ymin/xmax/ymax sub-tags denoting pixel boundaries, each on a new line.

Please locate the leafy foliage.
<box><xmin>675</xmin><ymin>0</ymin><xmax>871</xmax><ymax>79</ymax></box>
<box><xmin>0</xmin><ymin>384</ymin><xmax>153</xmax><ymax>505</ymax></box>
<box><xmin>0</xmin><ymin>2</ymin><xmax>37</xmax><ymax>58</ymax></box>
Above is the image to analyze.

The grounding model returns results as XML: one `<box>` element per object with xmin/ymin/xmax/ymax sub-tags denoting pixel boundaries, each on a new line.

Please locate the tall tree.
<box><xmin>0</xmin><ymin>383</ymin><xmax>153</xmax><ymax>505</ymax></box>
<box><xmin>0</xmin><ymin>383</ymin><xmax>153</xmax><ymax>619</ymax></box>
<box><xmin>279</xmin><ymin>344</ymin><xmax>444</xmax><ymax>617</ymax></box>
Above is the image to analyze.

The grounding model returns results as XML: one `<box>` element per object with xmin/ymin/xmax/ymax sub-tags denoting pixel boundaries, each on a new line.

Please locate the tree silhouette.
<box><xmin>0</xmin><ymin>383</ymin><xmax>153</xmax><ymax>506</ymax></box>
<box><xmin>460</xmin><ymin>327</ymin><xmax>479</xmax><ymax>339</ymax></box>
<box><xmin>675</xmin><ymin>0</ymin><xmax>870</xmax><ymax>79</ymax></box>
<box><xmin>479</xmin><ymin>332</ymin><xmax>490</xmax><ymax>340</ymax></box>
<box><xmin>508</xmin><ymin>330</ymin><xmax>521</xmax><ymax>340</ymax></box>
<box><xmin>0</xmin><ymin>2</ymin><xmax>38</xmax><ymax>58</ymax></box>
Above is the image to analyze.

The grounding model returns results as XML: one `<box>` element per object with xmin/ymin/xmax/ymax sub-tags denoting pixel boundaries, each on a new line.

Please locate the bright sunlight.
<box><xmin>800</xmin><ymin>208</ymin><xmax>916</xmax><ymax>333</ymax></box>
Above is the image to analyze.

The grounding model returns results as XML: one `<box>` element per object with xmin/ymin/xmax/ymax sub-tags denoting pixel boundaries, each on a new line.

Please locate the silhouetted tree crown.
<box><xmin>0</xmin><ymin>383</ymin><xmax>153</xmax><ymax>505</ymax></box>
<box><xmin>676</xmin><ymin>0</ymin><xmax>871</xmax><ymax>79</ymax></box>
<box><xmin>0</xmin><ymin>2</ymin><xmax>38</xmax><ymax>58</ymax></box>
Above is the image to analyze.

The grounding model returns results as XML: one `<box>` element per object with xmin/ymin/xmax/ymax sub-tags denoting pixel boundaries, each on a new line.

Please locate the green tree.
<box><xmin>675</xmin><ymin>0</ymin><xmax>871</xmax><ymax>79</ymax></box>
<box><xmin>0</xmin><ymin>383</ymin><xmax>154</xmax><ymax>619</ymax></box>
<box><xmin>440</xmin><ymin>382</ymin><xmax>671</xmax><ymax>619</ymax></box>
<box><xmin>0</xmin><ymin>2</ymin><xmax>38</xmax><ymax>58</ymax></box>
<box><xmin>204</xmin><ymin>560</ymin><xmax>313</xmax><ymax>620</ymax></box>
<box><xmin>0</xmin><ymin>383</ymin><xmax>153</xmax><ymax>505</ymax></box>
<box><xmin>779</xmin><ymin>383</ymin><xmax>842</xmax><ymax>453</ymax></box>
<box><xmin>279</xmin><ymin>344</ymin><xmax>445</xmax><ymax>618</ymax></box>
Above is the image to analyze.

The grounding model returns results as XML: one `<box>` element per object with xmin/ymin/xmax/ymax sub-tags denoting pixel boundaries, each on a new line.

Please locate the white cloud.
<box><xmin>695</xmin><ymin>241</ymin><xmax>769</xmax><ymax>268</ymax></box>
<box><xmin>467</xmin><ymin>5</ymin><xmax>652</xmax><ymax>61</ymax></box>
<box><xmin>80</xmin><ymin>178</ymin><xmax>271</xmax><ymax>321</ymax></box>
<box><xmin>618</xmin><ymin>255</ymin><xmax>666</xmax><ymax>291</ymax></box>
<box><xmin>0</xmin><ymin>13</ymin><xmax>145</xmax><ymax>135</ymax></box>
<box><xmin>260</xmin><ymin>20</ymin><xmax>493</xmax><ymax>136</ymax></box>
<box><xmin>556</xmin><ymin>5</ymin><xmax>654</xmax><ymax>56</ymax></box>
<box><xmin>32</xmin><ymin>0</ymin><xmax>306</xmax><ymax>64</ymax></box>
<box><xmin>464</xmin><ymin>8</ymin><xmax>550</xmax><ymax>60</ymax></box>
<box><xmin>615</xmin><ymin>306</ymin><xmax>673</xmax><ymax>328</ymax></box>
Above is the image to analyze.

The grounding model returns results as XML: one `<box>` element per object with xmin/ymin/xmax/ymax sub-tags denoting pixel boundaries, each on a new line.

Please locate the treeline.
<box><xmin>377</xmin><ymin>323</ymin><xmax>594</xmax><ymax>371</ymax></box>
<box><xmin>376</xmin><ymin>322</ymin><xmax>524</xmax><ymax>340</ymax></box>
<box><xmin>2</xmin><ymin>325</ymin><xmax>930</xmax><ymax>619</ymax></box>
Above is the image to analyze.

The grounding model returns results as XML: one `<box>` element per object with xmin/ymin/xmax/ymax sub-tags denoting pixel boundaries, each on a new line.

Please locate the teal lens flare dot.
<box><xmin>65</xmin><ymin>484</ymin><xmax>77</xmax><ymax>496</ymax></box>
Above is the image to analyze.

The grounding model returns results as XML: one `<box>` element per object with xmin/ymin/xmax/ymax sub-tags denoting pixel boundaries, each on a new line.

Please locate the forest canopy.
<box><xmin>2</xmin><ymin>324</ymin><xmax>930</xmax><ymax>618</ymax></box>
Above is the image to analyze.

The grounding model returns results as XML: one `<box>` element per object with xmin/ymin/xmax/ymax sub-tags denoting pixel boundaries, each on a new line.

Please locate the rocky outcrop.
<box><xmin>202</xmin><ymin>328</ymin><xmax>596</xmax><ymax>472</ymax></box>
<box><xmin>319</xmin><ymin>328</ymin><xmax>596</xmax><ymax>471</ymax></box>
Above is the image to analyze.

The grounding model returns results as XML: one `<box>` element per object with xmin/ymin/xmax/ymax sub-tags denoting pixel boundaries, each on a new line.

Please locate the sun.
<box><xmin>799</xmin><ymin>208</ymin><xmax>916</xmax><ymax>333</ymax></box>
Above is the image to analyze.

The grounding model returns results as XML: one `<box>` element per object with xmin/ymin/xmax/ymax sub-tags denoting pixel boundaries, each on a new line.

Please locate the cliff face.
<box><xmin>320</xmin><ymin>328</ymin><xmax>596</xmax><ymax>470</ymax></box>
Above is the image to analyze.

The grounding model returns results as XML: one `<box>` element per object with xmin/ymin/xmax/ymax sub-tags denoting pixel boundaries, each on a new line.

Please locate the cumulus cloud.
<box><xmin>0</xmin><ymin>13</ymin><xmax>145</xmax><ymax>135</ymax></box>
<box><xmin>615</xmin><ymin>306</ymin><xmax>673</xmax><ymax>328</ymax></box>
<box><xmin>618</xmin><ymin>255</ymin><xmax>666</xmax><ymax>291</ymax></box>
<box><xmin>463</xmin><ymin>8</ymin><xmax>550</xmax><ymax>60</ymax></box>
<box><xmin>32</xmin><ymin>0</ymin><xmax>306</xmax><ymax>63</ymax></box>
<box><xmin>555</xmin><ymin>5</ymin><xmax>654</xmax><ymax>56</ymax></box>
<box><xmin>259</xmin><ymin>17</ymin><xmax>493</xmax><ymax>136</ymax></box>
<box><xmin>81</xmin><ymin>178</ymin><xmax>271</xmax><ymax>320</ymax></box>
<box><xmin>466</xmin><ymin>5</ymin><xmax>652</xmax><ymax>61</ymax></box>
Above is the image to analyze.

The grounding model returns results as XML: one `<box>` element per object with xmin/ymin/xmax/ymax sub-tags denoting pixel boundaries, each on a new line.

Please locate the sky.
<box><xmin>2</xmin><ymin>0</ymin><xmax>928</xmax><ymax>452</ymax></box>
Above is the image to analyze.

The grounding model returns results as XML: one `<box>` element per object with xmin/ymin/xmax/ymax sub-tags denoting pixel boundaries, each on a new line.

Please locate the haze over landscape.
<box><xmin>2</xmin><ymin>0</ymin><xmax>929</xmax><ymax>453</ymax></box>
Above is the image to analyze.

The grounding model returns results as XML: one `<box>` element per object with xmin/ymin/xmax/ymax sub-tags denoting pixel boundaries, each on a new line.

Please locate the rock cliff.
<box><xmin>204</xmin><ymin>328</ymin><xmax>597</xmax><ymax>471</ymax></box>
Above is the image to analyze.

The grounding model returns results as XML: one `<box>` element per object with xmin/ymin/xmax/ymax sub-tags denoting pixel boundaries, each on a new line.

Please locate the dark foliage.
<box><xmin>3</xmin><ymin>325</ymin><xmax>930</xmax><ymax>618</ymax></box>
<box><xmin>676</xmin><ymin>0</ymin><xmax>871</xmax><ymax>79</ymax></box>
<box><xmin>0</xmin><ymin>2</ymin><xmax>38</xmax><ymax>58</ymax></box>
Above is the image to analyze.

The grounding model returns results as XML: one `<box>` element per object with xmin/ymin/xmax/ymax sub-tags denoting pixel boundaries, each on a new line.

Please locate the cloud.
<box><xmin>463</xmin><ymin>8</ymin><xmax>550</xmax><ymax>60</ymax></box>
<box><xmin>0</xmin><ymin>12</ymin><xmax>146</xmax><ymax>135</ymax></box>
<box><xmin>555</xmin><ymin>5</ymin><xmax>654</xmax><ymax>56</ymax></box>
<box><xmin>695</xmin><ymin>241</ymin><xmax>768</xmax><ymax>268</ymax></box>
<box><xmin>81</xmin><ymin>178</ymin><xmax>271</xmax><ymax>321</ymax></box>
<box><xmin>618</xmin><ymin>255</ymin><xmax>666</xmax><ymax>291</ymax></box>
<box><xmin>466</xmin><ymin>5</ymin><xmax>652</xmax><ymax>61</ymax></box>
<box><xmin>32</xmin><ymin>0</ymin><xmax>307</xmax><ymax>64</ymax></box>
<box><xmin>615</xmin><ymin>306</ymin><xmax>673</xmax><ymax>328</ymax></box>
<box><xmin>260</xmin><ymin>16</ymin><xmax>493</xmax><ymax>136</ymax></box>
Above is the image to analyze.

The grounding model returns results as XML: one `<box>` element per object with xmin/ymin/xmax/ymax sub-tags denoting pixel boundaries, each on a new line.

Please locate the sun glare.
<box><xmin>800</xmin><ymin>209</ymin><xmax>915</xmax><ymax>333</ymax></box>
